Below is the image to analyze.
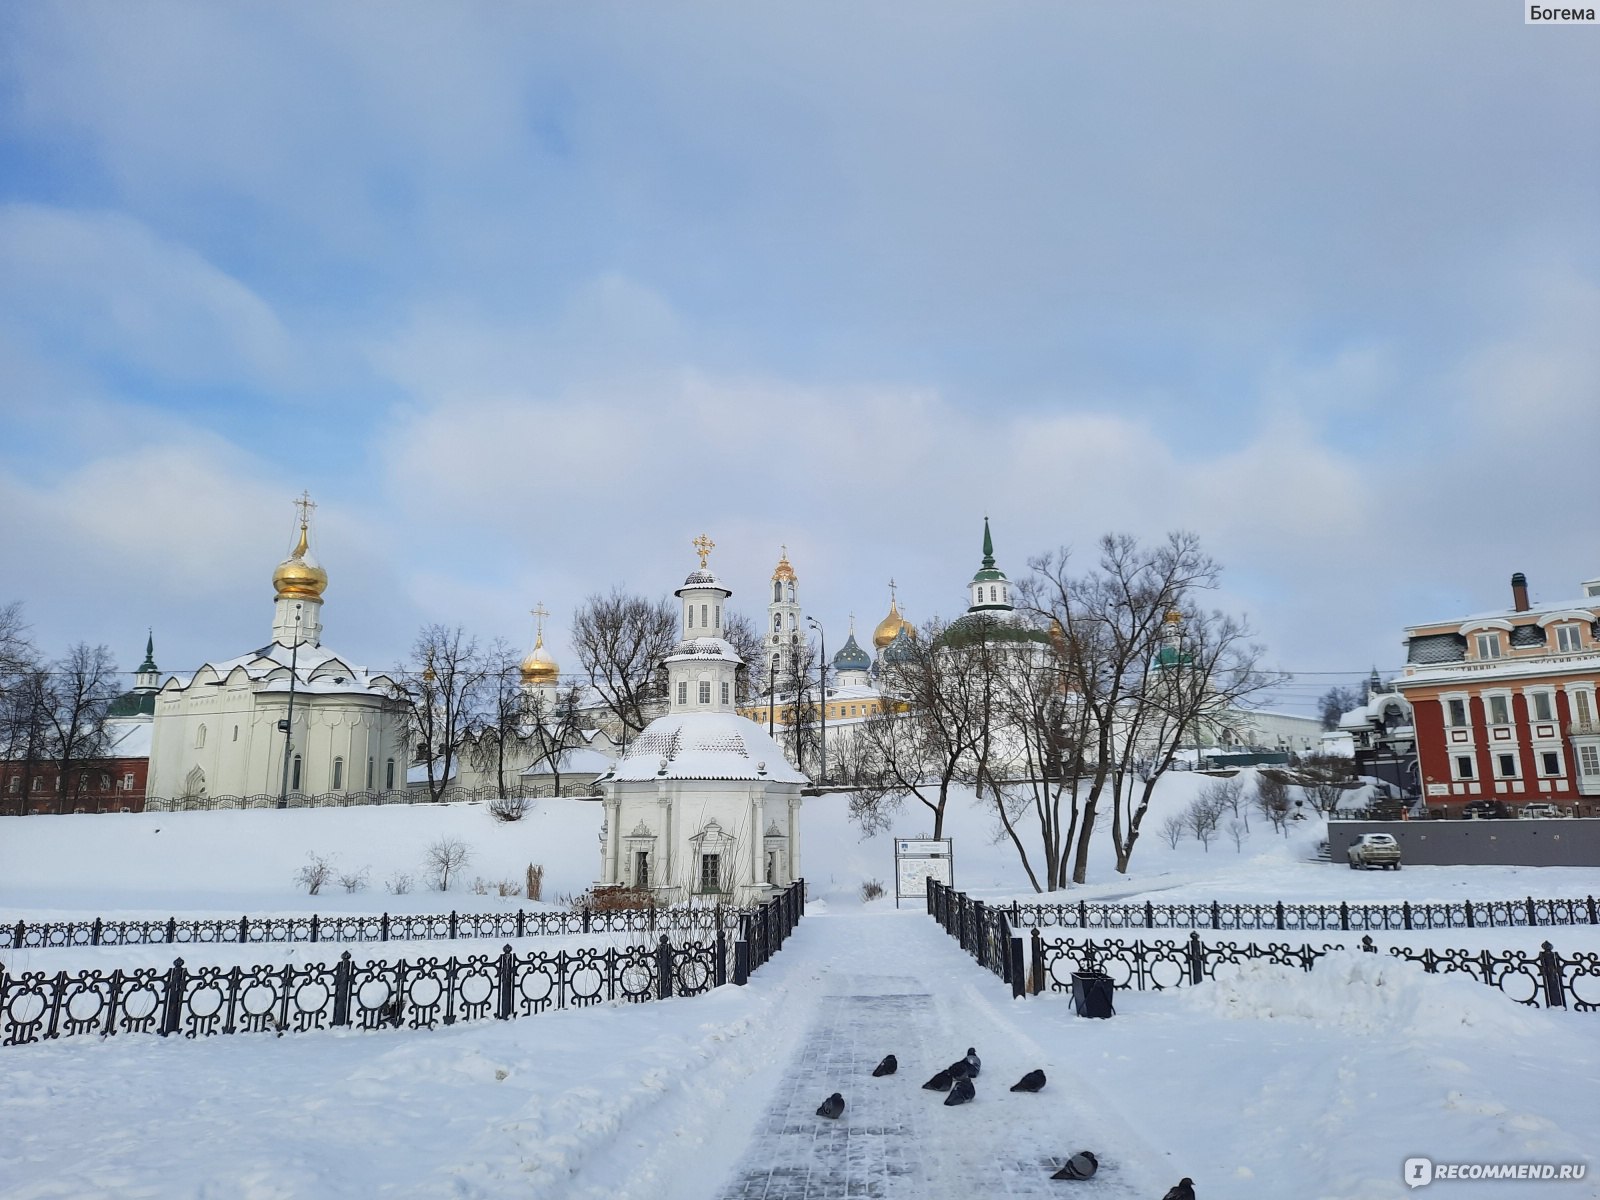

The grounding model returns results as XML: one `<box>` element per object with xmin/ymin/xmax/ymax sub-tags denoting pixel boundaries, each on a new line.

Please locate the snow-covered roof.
<box><xmin>161</xmin><ymin>641</ymin><xmax>396</xmax><ymax>700</ymax></box>
<box><xmin>674</xmin><ymin>570</ymin><xmax>730</xmax><ymax>597</ymax></box>
<box><xmin>1409</xmin><ymin>594</ymin><xmax>1600</xmax><ymax>633</ymax></box>
<box><xmin>604</xmin><ymin>711</ymin><xmax>808</xmax><ymax>784</ymax></box>
<box><xmin>406</xmin><ymin>759</ymin><xmax>459</xmax><ymax>785</ymax></box>
<box><xmin>104</xmin><ymin>717</ymin><xmax>153</xmax><ymax>759</ymax></box>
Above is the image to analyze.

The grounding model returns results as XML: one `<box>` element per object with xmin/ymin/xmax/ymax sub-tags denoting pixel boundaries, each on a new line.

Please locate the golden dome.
<box><xmin>520</xmin><ymin>633</ymin><xmax>559</xmax><ymax>686</ymax></box>
<box><xmin>872</xmin><ymin>601</ymin><xmax>912</xmax><ymax>650</ymax></box>
<box><xmin>1164</xmin><ymin>608</ymin><xmax>1183</xmax><ymax>624</ymax></box>
<box><xmin>772</xmin><ymin>547</ymin><xmax>796</xmax><ymax>583</ymax></box>
<box><xmin>272</xmin><ymin>523</ymin><xmax>328</xmax><ymax>600</ymax></box>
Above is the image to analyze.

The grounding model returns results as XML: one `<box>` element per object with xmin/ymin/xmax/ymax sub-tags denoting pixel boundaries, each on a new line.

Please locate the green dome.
<box><xmin>832</xmin><ymin>631</ymin><xmax>872</xmax><ymax>673</ymax></box>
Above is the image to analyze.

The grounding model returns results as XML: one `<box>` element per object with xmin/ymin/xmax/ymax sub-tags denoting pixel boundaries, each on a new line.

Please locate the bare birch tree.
<box><xmin>41</xmin><ymin>643</ymin><xmax>120</xmax><ymax>812</ymax></box>
<box><xmin>391</xmin><ymin>625</ymin><xmax>488</xmax><ymax>802</ymax></box>
<box><xmin>571</xmin><ymin>589</ymin><xmax>676</xmax><ymax>739</ymax></box>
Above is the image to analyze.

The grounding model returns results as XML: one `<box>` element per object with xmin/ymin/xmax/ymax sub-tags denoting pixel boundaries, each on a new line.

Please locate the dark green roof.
<box><xmin>107</xmin><ymin>690</ymin><xmax>156</xmax><ymax>717</ymax></box>
<box><xmin>832</xmin><ymin>631</ymin><xmax>872</xmax><ymax>672</ymax></box>
<box><xmin>970</xmin><ymin>517</ymin><xmax>1008</xmax><ymax>584</ymax></box>
<box><xmin>939</xmin><ymin>611</ymin><xmax>1052</xmax><ymax>649</ymax></box>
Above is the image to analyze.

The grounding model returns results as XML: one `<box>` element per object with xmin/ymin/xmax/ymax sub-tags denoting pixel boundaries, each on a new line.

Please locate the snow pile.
<box><xmin>1184</xmin><ymin>949</ymin><xmax>1545</xmax><ymax>1038</ymax></box>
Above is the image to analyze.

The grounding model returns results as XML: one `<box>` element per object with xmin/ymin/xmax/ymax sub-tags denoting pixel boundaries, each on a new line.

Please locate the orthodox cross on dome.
<box><xmin>530</xmin><ymin>601</ymin><xmax>549</xmax><ymax>638</ymax></box>
<box><xmin>888</xmin><ymin>578</ymin><xmax>898</xmax><ymax>608</ymax></box>
<box><xmin>693</xmin><ymin>533</ymin><xmax>716</xmax><ymax>569</ymax></box>
<box><xmin>294</xmin><ymin>490</ymin><xmax>317</xmax><ymax>530</ymax></box>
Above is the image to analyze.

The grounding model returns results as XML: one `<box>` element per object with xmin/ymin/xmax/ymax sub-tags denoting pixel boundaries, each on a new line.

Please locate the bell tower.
<box><xmin>767</xmin><ymin>547</ymin><xmax>801</xmax><ymax>686</ymax></box>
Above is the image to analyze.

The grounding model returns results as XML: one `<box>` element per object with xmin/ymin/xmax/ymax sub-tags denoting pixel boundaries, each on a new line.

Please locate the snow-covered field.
<box><xmin>3</xmin><ymin>770</ymin><xmax>1599</xmax><ymax>1199</ymax></box>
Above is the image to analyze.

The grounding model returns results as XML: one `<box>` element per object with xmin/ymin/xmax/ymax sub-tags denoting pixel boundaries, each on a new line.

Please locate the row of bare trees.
<box><xmin>0</xmin><ymin>602</ymin><xmax>124</xmax><ymax>814</ymax></box>
<box><xmin>837</xmin><ymin>532</ymin><xmax>1281</xmax><ymax>890</ymax></box>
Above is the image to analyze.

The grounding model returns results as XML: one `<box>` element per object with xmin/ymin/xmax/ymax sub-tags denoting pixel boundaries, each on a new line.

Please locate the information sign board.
<box><xmin>894</xmin><ymin>837</ymin><xmax>953</xmax><ymax>908</ymax></box>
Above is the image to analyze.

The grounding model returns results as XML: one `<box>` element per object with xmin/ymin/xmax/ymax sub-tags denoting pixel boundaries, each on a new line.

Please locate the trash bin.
<box><xmin>1070</xmin><ymin>970</ymin><xmax>1115</xmax><ymax>1018</ymax></box>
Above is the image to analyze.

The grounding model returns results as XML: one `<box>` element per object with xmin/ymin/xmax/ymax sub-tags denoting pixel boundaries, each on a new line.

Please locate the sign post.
<box><xmin>894</xmin><ymin>838</ymin><xmax>953</xmax><ymax>908</ymax></box>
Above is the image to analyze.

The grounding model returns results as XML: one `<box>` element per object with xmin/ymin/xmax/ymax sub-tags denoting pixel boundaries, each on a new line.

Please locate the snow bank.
<box><xmin>1184</xmin><ymin>950</ymin><xmax>1545</xmax><ymax>1038</ymax></box>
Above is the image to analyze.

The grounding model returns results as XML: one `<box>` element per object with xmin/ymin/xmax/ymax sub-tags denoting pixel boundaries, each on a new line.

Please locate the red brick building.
<box><xmin>3</xmin><ymin>717</ymin><xmax>151</xmax><ymax>814</ymax></box>
<box><xmin>1396</xmin><ymin>572</ymin><xmax>1600</xmax><ymax>816</ymax></box>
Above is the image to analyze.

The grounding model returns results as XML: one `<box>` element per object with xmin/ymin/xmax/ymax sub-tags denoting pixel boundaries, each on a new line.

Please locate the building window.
<box><xmin>367</xmin><ymin>758</ymin><xmax>375</xmax><ymax>789</ymax></box>
<box><xmin>688</xmin><ymin>605</ymin><xmax>694</xmax><ymax>629</ymax></box>
<box><xmin>6</xmin><ymin>777</ymin><xmax>16</xmax><ymax>794</ymax></box>
<box><xmin>1495</xmin><ymin>753</ymin><xmax>1518</xmax><ymax>779</ymax></box>
<box><xmin>677</xmin><ymin>682</ymin><xmax>688</xmax><ymax>705</ymax></box>
<box><xmin>1532</xmin><ymin>692</ymin><xmax>1554</xmax><ymax>722</ymax></box>
<box><xmin>635</xmin><ymin>851</ymin><xmax>650</xmax><ymax>888</ymax></box>
<box><xmin>1454</xmin><ymin>755</ymin><xmax>1475</xmax><ymax>780</ymax></box>
<box><xmin>385</xmin><ymin>759</ymin><xmax>396</xmax><ymax>790</ymax></box>
<box><xmin>701</xmin><ymin>604</ymin><xmax>708</xmax><ymax>628</ymax></box>
<box><xmin>1541</xmin><ymin>751</ymin><xmax>1562</xmax><ymax>776</ymax></box>
<box><xmin>332</xmin><ymin>757</ymin><xmax>344</xmax><ymax>790</ymax></box>
<box><xmin>291</xmin><ymin>755</ymin><xmax>302</xmax><ymax>791</ymax></box>
<box><xmin>698</xmin><ymin>681</ymin><xmax>712</xmax><ymax>704</ymax></box>
<box><xmin>1447</xmin><ymin>698</ymin><xmax>1469</xmax><ymax>727</ymax></box>
<box><xmin>715</xmin><ymin>605</ymin><xmax>721</xmax><ymax>628</ymax></box>
<box><xmin>1474</xmin><ymin>633</ymin><xmax>1501</xmax><ymax>660</ymax></box>
<box><xmin>1556</xmin><ymin>624</ymin><xmax>1584</xmax><ymax>653</ymax></box>
<box><xmin>1574</xmin><ymin>691</ymin><xmax>1595</xmax><ymax>726</ymax></box>
<box><xmin>1487</xmin><ymin>695</ymin><xmax>1511</xmax><ymax>726</ymax></box>
<box><xmin>1580</xmin><ymin>745</ymin><xmax>1600</xmax><ymax>777</ymax></box>
<box><xmin>774</xmin><ymin>581</ymin><xmax>783</xmax><ymax>602</ymax></box>
<box><xmin>195</xmin><ymin>724</ymin><xmax>206</xmax><ymax>749</ymax></box>
<box><xmin>720</xmin><ymin>681</ymin><xmax>730</xmax><ymax>705</ymax></box>
<box><xmin>123</xmin><ymin>773</ymin><xmax>134</xmax><ymax>791</ymax></box>
<box><xmin>699</xmin><ymin>853</ymin><xmax>722</xmax><ymax>892</ymax></box>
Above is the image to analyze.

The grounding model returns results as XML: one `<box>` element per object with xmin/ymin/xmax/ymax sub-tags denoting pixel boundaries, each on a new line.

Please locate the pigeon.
<box><xmin>816</xmin><ymin>1092</ymin><xmax>845</xmax><ymax>1119</ymax></box>
<box><xmin>964</xmin><ymin>1047</ymin><xmax>981</xmax><ymax>1078</ymax></box>
<box><xmin>943</xmin><ymin>1077</ymin><xmax>976</xmax><ymax>1106</ymax></box>
<box><xmin>1161</xmin><ymin>1180</ymin><xmax>1196</xmax><ymax>1200</ymax></box>
<box><xmin>380</xmin><ymin>997</ymin><xmax>403</xmax><ymax>1027</ymax></box>
<box><xmin>922</xmin><ymin>1069</ymin><xmax>954</xmax><ymax>1091</ymax></box>
<box><xmin>872</xmin><ymin>1054</ymin><xmax>898</xmax><ymax>1077</ymax></box>
<box><xmin>1051</xmin><ymin>1151</ymin><xmax>1098</xmax><ymax>1181</ymax></box>
<box><xmin>1010</xmin><ymin>1069</ymin><xmax>1047</xmax><ymax>1093</ymax></box>
<box><xmin>947</xmin><ymin>1058</ymin><xmax>972</xmax><ymax>1080</ymax></box>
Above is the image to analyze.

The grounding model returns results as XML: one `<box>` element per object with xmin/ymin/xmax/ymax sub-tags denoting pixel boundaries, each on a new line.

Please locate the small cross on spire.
<box><xmin>693</xmin><ymin>533</ymin><xmax>716</xmax><ymax>569</ymax></box>
<box><xmin>293</xmin><ymin>490</ymin><xmax>317</xmax><ymax>529</ymax></box>
<box><xmin>888</xmin><ymin>577</ymin><xmax>898</xmax><ymax>608</ymax></box>
<box><xmin>530</xmin><ymin>602</ymin><xmax>549</xmax><ymax>637</ymax></box>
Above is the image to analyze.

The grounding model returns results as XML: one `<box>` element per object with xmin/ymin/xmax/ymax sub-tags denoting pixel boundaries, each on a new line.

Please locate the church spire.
<box><xmin>981</xmin><ymin>516</ymin><xmax>995</xmax><ymax>570</ymax></box>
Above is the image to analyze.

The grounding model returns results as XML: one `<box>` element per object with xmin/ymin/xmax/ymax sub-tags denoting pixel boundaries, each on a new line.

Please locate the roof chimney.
<box><xmin>1511</xmin><ymin>572</ymin><xmax>1529</xmax><ymax>613</ymax></box>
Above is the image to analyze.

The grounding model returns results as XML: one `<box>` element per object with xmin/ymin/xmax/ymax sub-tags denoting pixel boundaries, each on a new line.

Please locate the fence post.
<box><xmin>166</xmin><ymin>916</ymin><xmax>177</xmax><ymax>945</ymax></box>
<box><xmin>1526</xmin><ymin>896</ymin><xmax>1537</xmax><ymax>927</ymax></box>
<box><xmin>715</xmin><ymin>928</ymin><xmax>727</xmax><ymax>987</ymax></box>
<box><xmin>12</xmin><ymin>920</ymin><xmax>22</xmax><ymax>950</ymax></box>
<box><xmin>1031</xmin><ymin>928</ymin><xmax>1045</xmax><ymax>994</ymax></box>
<box><xmin>656</xmin><ymin>935</ymin><xmax>673</xmax><ymax>1000</ymax></box>
<box><xmin>583</xmin><ymin>906</ymin><xmax>592</xmax><ymax>934</ymax></box>
<box><xmin>91</xmin><ymin>917</ymin><xmax>102</xmax><ymax>947</ymax></box>
<box><xmin>1589</xmin><ymin>895</ymin><xmax>1598</xmax><ymax>926</ymax></box>
<box><xmin>1339</xmin><ymin>902</ymin><xmax>1350</xmax><ymax>932</ymax></box>
<box><xmin>1078</xmin><ymin>899</ymin><xmax>1088</xmax><ymax>929</ymax></box>
<box><xmin>1146</xmin><ymin>901</ymin><xmax>1155</xmax><ymax>930</ymax></box>
<box><xmin>516</xmin><ymin>909</ymin><xmax>526</xmax><ymax>939</ymax></box>
<box><xmin>1538</xmin><ymin>941</ymin><xmax>1567</xmax><ymax>1009</ymax></box>
<box><xmin>239</xmin><ymin>914</ymin><xmax>249</xmax><ymax>944</ymax></box>
<box><xmin>1465</xmin><ymin>900</ymin><xmax>1476</xmax><ymax>929</ymax></box>
<box><xmin>449</xmin><ymin>911</ymin><xmax>458</xmax><ymax>940</ymax></box>
<box><xmin>1210</xmin><ymin>901</ymin><xmax>1220</xmax><ymax>931</ymax></box>
<box><xmin>1187</xmin><ymin>932</ymin><xmax>1204</xmax><ymax>985</ymax></box>
<box><xmin>1274</xmin><ymin>902</ymin><xmax>1284</xmax><ymax>932</ymax></box>
<box><xmin>1010</xmin><ymin>935</ymin><xmax>1026</xmax><ymax>999</ymax></box>
<box><xmin>310</xmin><ymin>914</ymin><xmax>320</xmax><ymax>944</ymax></box>
<box><xmin>1402</xmin><ymin>901</ymin><xmax>1413</xmax><ymax>931</ymax></box>
<box><xmin>498</xmin><ymin>944</ymin><xmax>515</xmax><ymax>1019</ymax></box>
<box><xmin>734</xmin><ymin>937</ymin><xmax>750</xmax><ymax>985</ymax></box>
<box><xmin>974</xmin><ymin>901</ymin><xmax>988</xmax><ymax>968</ymax></box>
<box><xmin>381</xmin><ymin>913</ymin><xmax>390</xmax><ymax>942</ymax></box>
<box><xmin>161</xmin><ymin>957</ymin><xmax>186</xmax><ymax>1036</ymax></box>
<box><xmin>332</xmin><ymin>952</ymin><xmax>352</xmax><ymax>1027</ymax></box>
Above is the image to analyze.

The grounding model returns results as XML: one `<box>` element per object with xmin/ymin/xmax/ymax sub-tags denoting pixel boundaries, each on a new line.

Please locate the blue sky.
<box><xmin>1</xmin><ymin>2</ymin><xmax>1596</xmax><ymax>711</ymax></box>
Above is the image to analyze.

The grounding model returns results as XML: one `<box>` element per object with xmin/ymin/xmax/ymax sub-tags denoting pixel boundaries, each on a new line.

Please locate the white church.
<box><xmin>594</xmin><ymin>537</ymin><xmax>808</xmax><ymax>904</ymax></box>
<box><xmin>145</xmin><ymin>497</ymin><xmax>410</xmax><ymax>803</ymax></box>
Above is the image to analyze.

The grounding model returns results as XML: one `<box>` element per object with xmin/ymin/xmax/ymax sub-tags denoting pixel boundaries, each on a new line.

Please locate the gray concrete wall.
<box><xmin>1329</xmin><ymin>819</ymin><xmax>1600</xmax><ymax>868</ymax></box>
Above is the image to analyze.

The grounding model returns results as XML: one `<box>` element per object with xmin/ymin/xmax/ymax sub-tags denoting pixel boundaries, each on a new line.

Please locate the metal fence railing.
<box><xmin>0</xmin><ymin>882</ymin><xmax>805</xmax><ymax>1047</ymax></box>
<box><xmin>926</xmin><ymin>880</ymin><xmax>1598</xmax><ymax>1012</ymax></box>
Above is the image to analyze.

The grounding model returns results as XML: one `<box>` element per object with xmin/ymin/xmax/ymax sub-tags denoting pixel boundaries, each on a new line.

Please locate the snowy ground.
<box><xmin>4</xmin><ymin>770</ymin><xmax>1600</xmax><ymax>1198</ymax></box>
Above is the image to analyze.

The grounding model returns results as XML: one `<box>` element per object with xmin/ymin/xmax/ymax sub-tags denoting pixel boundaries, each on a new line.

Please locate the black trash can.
<box><xmin>1070</xmin><ymin>970</ymin><xmax>1115</xmax><ymax>1018</ymax></box>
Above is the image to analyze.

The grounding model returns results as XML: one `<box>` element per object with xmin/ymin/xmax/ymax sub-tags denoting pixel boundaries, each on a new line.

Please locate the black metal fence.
<box><xmin>926</xmin><ymin>880</ymin><xmax>1599</xmax><ymax>1012</ymax></box>
<box><xmin>7</xmin><ymin>902</ymin><xmax>755</xmax><ymax>952</ymax></box>
<box><xmin>0</xmin><ymin>881</ymin><xmax>804</xmax><ymax>1047</ymax></box>
<box><xmin>1002</xmin><ymin>892</ymin><xmax>1599</xmax><ymax>934</ymax></box>
<box><xmin>135</xmin><ymin>786</ymin><xmax>599</xmax><ymax>813</ymax></box>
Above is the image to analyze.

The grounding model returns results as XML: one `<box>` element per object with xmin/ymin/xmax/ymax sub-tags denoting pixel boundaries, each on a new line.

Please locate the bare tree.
<box><xmin>1255</xmin><ymin>772</ymin><xmax>1292</xmax><ymax>834</ymax></box>
<box><xmin>424</xmin><ymin>837</ymin><xmax>472</xmax><ymax>891</ymax></box>
<box><xmin>1184</xmin><ymin>795</ymin><xmax>1221</xmax><ymax>851</ymax></box>
<box><xmin>1298</xmin><ymin>754</ymin><xmax>1357</xmax><ymax>815</ymax></box>
<box><xmin>722</xmin><ymin>609</ymin><xmax>769</xmax><ymax>705</ymax></box>
<box><xmin>571</xmin><ymin>589</ymin><xmax>676</xmax><ymax>739</ymax></box>
<box><xmin>1023</xmin><ymin>532</ymin><xmax>1280</xmax><ymax>883</ymax></box>
<box><xmin>1226</xmin><ymin>818</ymin><xmax>1247</xmax><ymax>852</ymax></box>
<box><xmin>40</xmin><ymin>643</ymin><xmax>120</xmax><ymax>812</ymax></box>
<box><xmin>1159</xmin><ymin>812</ymin><xmax>1186</xmax><ymax>849</ymax></box>
<box><xmin>466</xmin><ymin>640</ymin><xmax>527</xmax><ymax>799</ymax></box>
<box><xmin>1318</xmin><ymin>685</ymin><xmax>1365</xmax><ymax>731</ymax></box>
<box><xmin>391</xmin><ymin>626</ymin><xmax>489</xmax><ymax>802</ymax></box>
<box><xmin>522</xmin><ymin>682</ymin><xmax>588</xmax><ymax>796</ymax></box>
<box><xmin>777</xmin><ymin>636</ymin><xmax>822</xmax><ymax>777</ymax></box>
<box><xmin>1199</xmin><ymin>775</ymin><xmax>1248</xmax><ymax>829</ymax></box>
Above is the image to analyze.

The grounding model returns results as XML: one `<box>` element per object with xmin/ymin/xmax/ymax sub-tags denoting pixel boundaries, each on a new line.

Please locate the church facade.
<box><xmin>595</xmin><ymin>539</ymin><xmax>807</xmax><ymax>904</ymax></box>
<box><xmin>145</xmin><ymin>499</ymin><xmax>410</xmax><ymax>804</ymax></box>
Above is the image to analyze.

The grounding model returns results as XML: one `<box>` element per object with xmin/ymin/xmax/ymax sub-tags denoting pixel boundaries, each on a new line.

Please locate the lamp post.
<box><xmin>807</xmin><ymin>616</ymin><xmax>827</xmax><ymax>787</ymax></box>
<box><xmin>276</xmin><ymin>602</ymin><xmax>303</xmax><ymax>809</ymax></box>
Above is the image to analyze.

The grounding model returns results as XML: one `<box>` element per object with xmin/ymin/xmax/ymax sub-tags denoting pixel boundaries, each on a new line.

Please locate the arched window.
<box><xmin>688</xmin><ymin>605</ymin><xmax>695</xmax><ymax>629</ymax></box>
<box><xmin>194</xmin><ymin>724</ymin><xmax>206</xmax><ymax>749</ymax></box>
<box><xmin>367</xmin><ymin>758</ymin><xmax>375</xmax><ymax>789</ymax></box>
<box><xmin>232</xmin><ymin>725</ymin><xmax>239</xmax><ymax>741</ymax></box>
<box><xmin>788</xmin><ymin>613</ymin><xmax>797</xmax><ymax>630</ymax></box>
<box><xmin>774</xmin><ymin>581</ymin><xmax>783</xmax><ymax>602</ymax></box>
<box><xmin>332</xmin><ymin>757</ymin><xmax>344</xmax><ymax>790</ymax></box>
<box><xmin>701</xmin><ymin>604</ymin><xmax>708</xmax><ymax>627</ymax></box>
<box><xmin>786</xmin><ymin>583</ymin><xmax>795</xmax><ymax>602</ymax></box>
<box><xmin>774</xmin><ymin>614</ymin><xmax>782</xmax><ymax>631</ymax></box>
<box><xmin>990</xmin><ymin>586</ymin><xmax>997</xmax><ymax>602</ymax></box>
<box><xmin>385</xmin><ymin>758</ymin><xmax>395</xmax><ymax>790</ymax></box>
<box><xmin>291</xmin><ymin>755</ymin><xmax>302</xmax><ymax>792</ymax></box>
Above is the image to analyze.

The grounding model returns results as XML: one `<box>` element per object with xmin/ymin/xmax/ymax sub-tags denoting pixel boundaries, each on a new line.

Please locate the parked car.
<box><xmin>1462</xmin><ymin>800</ymin><xmax>1512</xmax><ymax>820</ymax></box>
<box><xmin>1348</xmin><ymin>832</ymin><xmax>1402</xmax><ymax>870</ymax></box>
<box><xmin>1518</xmin><ymin>803</ymin><xmax>1570</xmax><ymax>819</ymax></box>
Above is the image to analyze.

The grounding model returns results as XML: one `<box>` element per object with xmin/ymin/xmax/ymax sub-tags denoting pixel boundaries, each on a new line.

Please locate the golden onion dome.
<box><xmin>772</xmin><ymin>548</ymin><xmax>796</xmax><ymax>583</ymax></box>
<box><xmin>272</xmin><ymin>523</ymin><xmax>328</xmax><ymax>600</ymax></box>
<box><xmin>520</xmin><ymin>633</ymin><xmax>559</xmax><ymax>686</ymax></box>
<box><xmin>872</xmin><ymin>601</ymin><xmax>912</xmax><ymax>650</ymax></box>
<box><xmin>1164</xmin><ymin>608</ymin><xmax>1183</xmax><ymax>624</ymax></box>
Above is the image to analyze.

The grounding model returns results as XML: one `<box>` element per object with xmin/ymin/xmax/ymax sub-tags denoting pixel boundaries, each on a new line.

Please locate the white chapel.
<box><xmin>145</xmin><ymin>496</ymin><xmax>410</xmax><ymax>803</ymax></box>
<box><xmin>594</xmin><ymin>536</ymin><xmax>808</xmax><ymax>904</ymax></box>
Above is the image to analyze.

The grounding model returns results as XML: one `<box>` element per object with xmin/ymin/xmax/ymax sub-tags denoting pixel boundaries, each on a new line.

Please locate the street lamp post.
<box><xmin>807</xmin><ymin>616</ymin><xmax>826</xmax><ymax>787</ymax></box>
<box><xmin>276</xmin><ymin>602</ymin><xmax>304</xmax><ymax>809</ymax></box>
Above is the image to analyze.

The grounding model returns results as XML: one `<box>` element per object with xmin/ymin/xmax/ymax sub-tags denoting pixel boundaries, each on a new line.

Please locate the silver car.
<box><xmin>1348</xmin><ymin>832</ymin><xmax>1402</xmax><ymax>870</ymax></box>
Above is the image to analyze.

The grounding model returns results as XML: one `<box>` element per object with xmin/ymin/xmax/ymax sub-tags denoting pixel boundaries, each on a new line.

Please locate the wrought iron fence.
<box><xmin>925</xmin><ymin>880</ymin><xmax>1597</xmax><ymax>1012</ymax></box>
<box><xmin>7</xmin><ymin>902</ymin><xmax>756</xmax><ymax>952</ymax></box>
<box><xmin>0</xmin><ymin>881</ymin><xmax>804</xmax><ymax>1047</ymax></box>
<box><xmin>133</xmin><ymin>786</ymin><xmax>600</xmax><ymax>814</ymax></box>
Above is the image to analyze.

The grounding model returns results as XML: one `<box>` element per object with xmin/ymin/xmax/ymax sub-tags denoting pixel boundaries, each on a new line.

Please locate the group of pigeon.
<box><xmin>813</xmin><ymin>1048</ymin><xmax>1196</xmax><ymax>1197</ymax></box>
